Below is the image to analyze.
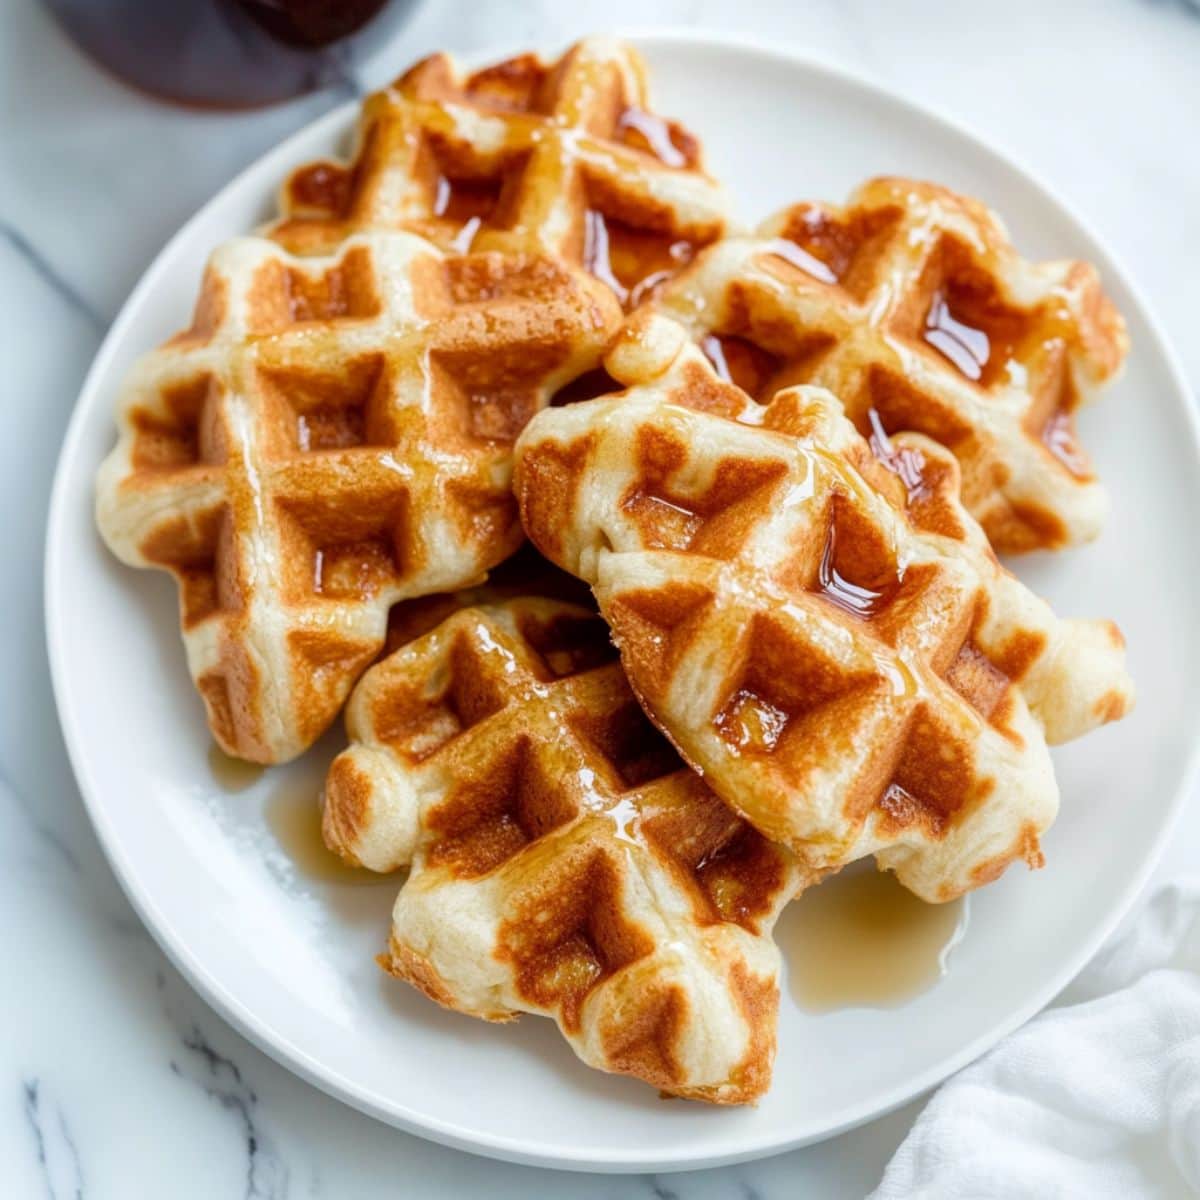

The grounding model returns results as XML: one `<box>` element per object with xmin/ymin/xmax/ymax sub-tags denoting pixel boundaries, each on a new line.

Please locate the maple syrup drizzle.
<box><xmin>867</xmin><ymin>408</ymin><xmax>931</xmax><ymax>503</ymax></box>
<box><xmin>207</xmin><ymin>744</ymin><xmax>264</xmax><ymax>792</ymax></box>
<box><xmin>289</xmin><ymin>162</ymin><xmax>350</xmax><ymax>214</ymax></box>
<box><xmin>627</xmin><ymin>273</ymin><xmax>670</xmax><ymax>309</ymax></box>
<box><xmin>866</xmin><ymin>406</ymin><xmax>891</xmax><ymax>458</ymax></box>
<box><xmin>433</xmin><ymin>175</ymin><xmax>452</xmax><ymax>217</ymax></box>
<box><xmin>817</xmin><ymin>526</ymin><xmax>892</xmax><ymax>619</ymax></box>
<box><xmin>924</xmin><ymin>290</ymin><xmax>990</xmax><ymax>381</ymax></box>
<box><xmin>293</xmin><ymin>403</ymin><xmax>365</xmax><ymax>453</ymax></box>
<box><xmin>1041</xmin><ymin>409</ymin><xmax>1089</xmax><ymax>476</ymax></box>
<box><xmin>582</xmin><ymin>208</ymin><xmax>694</xmax><ymax>307</ymax></box>
<box><xmin>714</xmin><ymin>689</ymin><xmax>791</xmax><ymax>754</ymax></box>
<box><xmin>449</xmin><ymin>215</ymin><xmax>483</xmax><ymax>254</ymax></box>
<box><xmin>616</xmin><ymin>107</ymin><xmax>687</xmax><ymax>168</ymax></box>
<box><xmin>766</xmin><ymin>237</ymin><xmax>839</xmax><ymax>285</ymax></box>
<box><xmin>610</xmin><ymin>234</ymin><xmax>694</xmax><ymax>309</ymax></box>
<box><xmin>431</xmin><ymin>174</ymin><xmax>499</xmax><ymax>246</ymax></box>
<box><xmin>700</xmin><ymin>333</ymin><xmax>733</xmax><ymax>383</ymax></box>
<box><xmin>698</xmin><ymin>333</ymin><xmax>781</xmax><ymax>399</ymax></box>
<box><xmin>582</xmin><ymin>210</ymin><xmax>628</xmax><ymax>305</ymax></box>
<box><xmin>781</xmin><ymin>866</ymin><xmax>969</xmax><ymax>1011</ymax></box>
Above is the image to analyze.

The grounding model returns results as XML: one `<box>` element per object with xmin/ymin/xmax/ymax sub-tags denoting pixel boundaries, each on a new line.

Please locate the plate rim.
<box><xmin>43</xmin><ymin>27</ymin><xmax>1200</xmax><ymax>1173</ymax></box>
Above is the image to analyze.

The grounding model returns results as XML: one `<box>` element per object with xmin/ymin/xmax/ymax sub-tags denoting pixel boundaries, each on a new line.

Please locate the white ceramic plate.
<box><xmin>46</xmin><ymin>31</ymin><xmax>1200</xmax><ymax>1173</ymax></box>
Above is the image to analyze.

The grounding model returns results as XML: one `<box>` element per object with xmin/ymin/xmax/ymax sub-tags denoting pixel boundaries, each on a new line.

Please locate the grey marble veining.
<box><xmin>4</xmin><ymin>0</ymin><xmax>1199</xmax><ymax>1196</ymax></box>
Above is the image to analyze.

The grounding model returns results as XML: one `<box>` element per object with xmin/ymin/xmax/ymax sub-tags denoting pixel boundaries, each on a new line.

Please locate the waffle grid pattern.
<box><xmin>322</xmin><ymin>598</ymin><xmax>800</xmax><ymax>1102</ymax></box>
<box><xmin>272</xmin><ymin>37</ymin><xmax>730</xmax><ymax>308</ymax></box>
<box><xmin>646</xmin><ymin>177</ymin><xmax>1128</xmax><ymax>552</ymax></box>
<box><xmin>515</xmin><ymin>316</ymin><xmax>1134</xmax><ymax>899</ymax></box>
<box><xmin>96</xmin><ymin>232</ymin><xmax>618</xmax><ymax>761</ymax></box>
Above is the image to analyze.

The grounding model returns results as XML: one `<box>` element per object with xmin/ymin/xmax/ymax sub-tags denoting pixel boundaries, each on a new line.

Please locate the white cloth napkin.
<box><xmin>871</xmin><ymin>879</ymin><xmax>1200</xmax><ymax>1199</ymax></box>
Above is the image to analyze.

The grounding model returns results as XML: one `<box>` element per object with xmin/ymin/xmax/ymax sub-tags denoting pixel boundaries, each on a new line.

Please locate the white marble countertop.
<box><xmin>4</xmin><ymin>0</ymin><xmax>1199</xmax><ymax>1195</ymax></box>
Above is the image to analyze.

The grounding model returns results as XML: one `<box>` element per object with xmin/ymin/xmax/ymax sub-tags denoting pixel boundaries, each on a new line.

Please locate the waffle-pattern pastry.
<box><xmin>322</xmin><ymin>597</ymin><xmax>802</xmax><ymax>1103</ymax></box>
<box><xmin>272</xmin><ymin>37</ymin><xmax>730</xmax><ymax>308</ymax></box>
<box><xmin>514</xmin><ymin>315</ymin><xmax>1134</xmax><ymax>900</ymax></box>
<box><xmin>642</xmin><ymin>177</ymin><xmax>1128</xmax><ymax>553</ymax></box>
<box><xmin>383</xmin><ymin>542</ymin><xmax>596</xmax><ymax>652</ymax></box>
<box><xmin>96</xmin><ymin>231</ymin><xmax>620</xmax><ymax>763</ymax></box>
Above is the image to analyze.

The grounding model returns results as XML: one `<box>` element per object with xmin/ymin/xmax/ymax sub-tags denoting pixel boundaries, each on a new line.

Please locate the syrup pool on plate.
<box><xmin>263</xmin><ymin>776</ymin><xmax>381</xmax><ymax>886</ymax></box>
<box><xmin>779</xmin><ymin>864</ymin><xmax>969</xmax><ymax>1011</ymax></box>
<box><xmin>207</xmin><ymin>744</ymin><xmax>265</xmax><ymax>792</ymax></box>
<box><xmin>208</xmin><ymin>742</ymin><xmax>378</xmax><ymax>885</ymax></box>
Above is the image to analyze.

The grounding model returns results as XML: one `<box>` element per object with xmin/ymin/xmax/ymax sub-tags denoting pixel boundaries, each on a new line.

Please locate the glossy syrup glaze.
<box><xmin>699</xmin><ymin>333</ymin><xmax>782</xmax><ymax>399</ymax></box>
<box><xmin>616</xmin><ymin>106</ymin><xmax>697</xmax><ymax>168</ymax></box>
<box><xmin>274</xmin><ymin>44</ymin><xmax>726</xmax><ymax>309</ymax></box>
<box><xmin>816</xmin><ymin>520</ymin><xmax>897</xmax><ymax>620</ymax></box>
<box><xmin>584</xmin><ymin>211</ymin><xmax>695</xmax><ymax>308</ymax></box>
<box><xmin>922</xmin><ymin>288</ymin><xmax>992</xmax><ymax>381</ymax></box>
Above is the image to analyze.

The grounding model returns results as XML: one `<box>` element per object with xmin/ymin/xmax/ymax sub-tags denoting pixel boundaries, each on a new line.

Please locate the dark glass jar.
<box><xmin>46</xmin><ymin>0</ymin><xmax>418</xmax><ymax>109</ymax></box>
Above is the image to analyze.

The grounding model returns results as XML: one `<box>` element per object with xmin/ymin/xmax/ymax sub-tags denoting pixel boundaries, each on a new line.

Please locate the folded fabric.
<box><xmin>872</xmin><ymin>878</ymin><xmax>1200</xmax><ymax>1198</ymax></box>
